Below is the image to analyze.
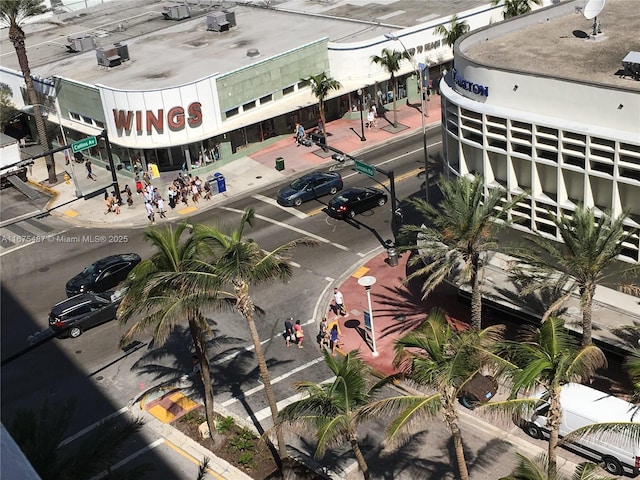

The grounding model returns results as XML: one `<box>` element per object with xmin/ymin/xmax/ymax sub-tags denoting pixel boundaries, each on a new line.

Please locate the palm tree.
<box><xmin>358</xmin><ymin>308</ymin><xmax>504</xmax><ymax>480</ymax></box>
<box><xmin>434</xmin><ymin>15</ymin><xmax>471</xmax><ymax>49</ymax></box>
<box><xmin>491</xmin><ymin>0</ymin><xmax>542</xmax><ymax>20</ymax></box>
<box><xmin>192</xmin><ymin>208</ymin><xmax>318</xmax><ymax>467</ymax></box>
<box><xmin>117</xmin><ymin>222</ymin><xmax>223</xmax><ymax>441</ymax></box>
<box><xmin>492</xmin><ymin>317</ymin><xmax>607</xmax><ymax>478</ymax></box>
<box><xmin>8</xmin><ymin>399</ymin><xmax>151</xmax><ymax>480</ymax></box>
<box><xmin>370</xmin><ymin>48</ymin><xmax>409</xmax><ymax>128</ymax></box>
<box><xmin>276</xmin><ymin>349</ymin><xmax>386</xmax><ymax>480</ymax></box>
<box><xmin>301</xmin><ymin>72</ymin><xmax>341</xmax><ymax>145</ymax></box>
<box><xmin>500</xmin><ymin>452</ymin><xmax>615</xmax><ymax>480</ymax></box>
<box><xmin>0</xmin><ymin>0</ymin><xmax>57</xmax><ymax>183</ymax></box>
<box><xmin>508</xmin><ymin>206</ymin><xmax>640</xmax><ymax>346</ymax></box>
<box><xmin>402</xmin><ymin>174</ymin><xmax>526</xmax><ymax>330</ymax></box>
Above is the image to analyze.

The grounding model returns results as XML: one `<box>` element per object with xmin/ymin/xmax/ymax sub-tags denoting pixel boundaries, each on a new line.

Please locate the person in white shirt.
<box><xmin>145</xmin><ymin>201</ymin><xmax>155</xmax><ymax>224</ymax></box>
<box><xmin>332</xmin><ymin>288</ymin><xmax>346</xmax><ymax>316</ymax></box>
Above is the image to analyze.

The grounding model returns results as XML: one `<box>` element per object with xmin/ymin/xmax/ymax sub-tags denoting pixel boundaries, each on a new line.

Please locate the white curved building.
<box><xmin>440</xmin><ymin>0</ymin><xmax>640</xmax><ymax>262</ymax></box>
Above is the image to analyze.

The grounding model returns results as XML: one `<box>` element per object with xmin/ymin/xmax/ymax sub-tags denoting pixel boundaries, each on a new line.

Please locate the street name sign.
<box><xmin>355</xmin><ymin>160</ymin><xmax>375</xmax><ymax>177</ymax></box>
<box><xmin>71</xmin><ymin>136</ymin><xmax>97</xmax><ymax>154</ymax></box>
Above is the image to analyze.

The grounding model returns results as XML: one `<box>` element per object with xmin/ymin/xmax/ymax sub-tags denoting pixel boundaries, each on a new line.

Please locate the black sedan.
<box><xmin>66</xmin><ymin>253</ymin><xmax>141</xmax><ymax>297</ymax></box>
<box><xmin>276</xmin><ymin>171</ymin><xmax>343</xmax><ymax>207</ymax></box>
<box><xmin>325</xmin><ymin>186</ymin><xmax>388</xmax><ymax>219</ymax></box>
<box><xmin>49</xmin><ymin>290</ymin><xmax>124</xmax><ymax>338</ymax></box>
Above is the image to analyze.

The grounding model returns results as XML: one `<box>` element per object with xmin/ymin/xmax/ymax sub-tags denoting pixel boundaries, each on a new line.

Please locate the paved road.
<box><xmin>0</xmin><ymin>132</ymin><xmax>614</xmax><ymax>479</ymax></box>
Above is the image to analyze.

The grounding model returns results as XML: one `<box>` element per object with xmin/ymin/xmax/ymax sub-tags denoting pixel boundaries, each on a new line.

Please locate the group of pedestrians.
<box><xmin>168</xmin><ymin>173</ymin><xmax>212</xmax><ymax>208</ymax></box>
<box><xmin>285</xmin><ymin>287</ymin><xmax>345</xmax><ymax>355</ymax></box>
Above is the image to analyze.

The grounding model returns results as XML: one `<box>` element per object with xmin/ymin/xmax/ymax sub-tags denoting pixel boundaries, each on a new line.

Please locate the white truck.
<box><xmin>521</xmin><ymin>383</ymin><xmax>640</xmax><ymax>476</ymax></box>
<box><xmin>0</xmin><ymin>132</ymin><xmax>28</xmax><ymax>188</ymax></box>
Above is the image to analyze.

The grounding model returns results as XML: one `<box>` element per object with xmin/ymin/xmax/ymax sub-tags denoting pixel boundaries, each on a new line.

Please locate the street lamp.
<box><xmin>357</xmin><ymin>275</ymin><xmax>378</xmax><ymax>357</ymax></box>
<box><xmin>357</xmin><ymin>88</ymin><xmax>366</xmax><ymax>141</ymax></box>
<box><xmin>384</xmin><ymin>32</ymin><xmax>430</xmax><ymax>203</ymax></box>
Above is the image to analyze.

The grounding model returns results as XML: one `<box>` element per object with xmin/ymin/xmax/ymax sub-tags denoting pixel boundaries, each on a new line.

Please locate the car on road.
<box><xmin>65</xmin><ymin>253</ymin><xmax>141</xmax><ymax>297</ymax></box>
<box><xmin>325</xmin><ymin>186</ymin><xmax>388</xmax><ymax>219</ymax></box>
<box><xmin>49</xmin><ymin>290</ymin><xmax>125</xmax><ymax>338</ymax></box>
<box><xmin>276</xmin><ymin>171</ymin><xmax>343</xmax><ymax>207</ymax></box>
<box><xmin>458</xmin><ymin>373</ymin><xmax>499</xmax><ymax>409</ymax></box>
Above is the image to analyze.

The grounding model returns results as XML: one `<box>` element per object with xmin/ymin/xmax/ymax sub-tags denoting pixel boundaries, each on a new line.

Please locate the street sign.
<box><xmin>355</xmin><ymin>160</ymin><xmax>375</xmax><ymax>177</ymax></box>
<box><xmin>71</xmin><ymin>136</ymin><xmax>97</xmax><ymax>154</ymax></box>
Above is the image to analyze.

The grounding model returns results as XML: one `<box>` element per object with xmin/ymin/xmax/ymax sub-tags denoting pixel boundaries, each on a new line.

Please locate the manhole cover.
<box><xmin>39</xmin><ymin>266</ymin><xmax>50</xmax><ymax>272</ymax></box>
<box><xmin>256</xmin><ymin>175</ymin><xmax>262</xmax><ymax>179</ymax></box>
<box><xmin>95</xmin><ymin>376</ymin><xmax>103</xmax><ymax>381</ymax></box>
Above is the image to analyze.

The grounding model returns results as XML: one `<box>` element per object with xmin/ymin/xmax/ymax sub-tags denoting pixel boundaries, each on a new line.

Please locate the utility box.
<box><xmin>96</xmin><ymin>42</ymin><xmax>129</xmax><ymax>67</ymax></box>
<box><xmin>66</xmin><ymin>35</ymin><xmax>95</xmax><ymax>53</ymax></box>
<box><xmin>207</xmin><ymin>12</ymin><xmax>231</xmax><ymax>32</ymax></box>
<box><xmin>207</xmin><ymin>172</ymin><xmax>226</xmax><ymax>194</ymax></box>
<box><xmin>162</xmin><ymin>4</ymin><xmax>191</xmax><ymax>20</ymax></box>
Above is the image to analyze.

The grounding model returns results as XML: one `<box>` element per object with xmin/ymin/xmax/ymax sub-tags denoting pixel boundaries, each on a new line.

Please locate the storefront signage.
<box><xmin>112</xmin><ymin>102</ymin><xmax>202</xmax><ymax>134</ymax></box>
<box><xmin>452</xmin><ymin>68</ymin><xmax>489</xmax><ymax>97</ymax></box>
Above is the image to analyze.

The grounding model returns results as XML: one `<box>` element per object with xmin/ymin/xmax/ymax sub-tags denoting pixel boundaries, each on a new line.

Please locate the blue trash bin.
<box><xmin>214</xmin><ymin>172</ymin><xmax>226</xmax><ymax>193</ymax></box>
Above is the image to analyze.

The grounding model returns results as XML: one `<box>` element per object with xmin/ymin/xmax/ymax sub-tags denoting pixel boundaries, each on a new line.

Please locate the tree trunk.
<box><xmin>581</xmin><ymin>284</ymin><xmax>595</xmax><ymax>347</ymax></box>
<box><xmin>443</xmin><ymin>405</ymin><xmax>469</xmax><ymax>480</ymax></box>
<box><xmin>546</xmin><ymin>385</ymin><xmax>562</xmax><ymax>478</ymax></box>
<box><xmin>470</xmin><ymin>254</ymin><xmax>482</xmax><ymax>330</ymax></box>
<box><xmin>391</xmin><ymin>75</ymin><xmax>398</xmax><ymax>128</ymax></box>
<box><xmin>319</xmin><ymin>101</ymin><xmax>328</xmax><ymax>147</ymax></box>
<box><xmin>11</xmin><ymin>30</ymin><xmax>56</xmax><ymax>183</ymax></box>
<box><xmin>238</xmin><ymin>291</ymin><xmax>288</xmax><ymax>463</ymax></box>
<box><xmin>349</xmin><ymin>431</ymin><xmax>370</xmax><ymax>480</ymax></box>
<box><xmin>188</xmin><ymin>317</ymin><xmax>219</xmax><ymax>445</ymax></box>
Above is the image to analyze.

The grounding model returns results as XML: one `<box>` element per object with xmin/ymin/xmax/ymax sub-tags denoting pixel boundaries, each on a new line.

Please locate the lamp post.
<box><xmin>357</xmin><ymin>88</ymin><xmax>366</xmax><ymax>141</ymax></box>
<box><xmin>384</xmin><ymin>33</ymin><xmax>429</xmax><ymax>203</ymax></box>
<box><xmin>357</xmin><ymin>275</ymin><xmax>378</xmax><ymax>356</ymax></box>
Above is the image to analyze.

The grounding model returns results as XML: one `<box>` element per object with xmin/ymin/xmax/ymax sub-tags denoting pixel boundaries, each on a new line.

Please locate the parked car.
<box><xmin>49</xmin><ymin>290</ymin><xmax>125</xmax><ymax>338</ymax></box>
<box><xmin>276</xmin><ymin>171</ymin><xmax>343</xmax><ymax>207</ymax></box>
<box><xmin>325</xmin><ymin>186</ymin><xmax>388</xmax><ymax>219</ymax></box>
<box><xmin>458</xmin><ymin>373</ymin><xmax>498</xmax><ymax>409</ymax></box>
<box><xmin>65</xmin><ymin>253</ymin><xmax>141</xmax><ymax>297</ymax></box>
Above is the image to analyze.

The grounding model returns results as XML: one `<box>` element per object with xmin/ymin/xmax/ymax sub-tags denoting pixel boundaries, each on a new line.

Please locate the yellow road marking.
<box><xmin>352</xmin><ymin>266</ymin><xmax>370</xmax><ymax>278</ymax></box>
<box><xmin>148</xmin><ymin>404</ymin><xmax>176</xmax><ymax>423</ymax></box>
<box><xmin>178</xmin><ymin>206</ymin><xmax>198</xmax><ymax>215</ymax></box>
<box><xmin>63</xmin><ymin>210</ymin><xmax>79</xmax><ymax>217</ymax></box>
<box><xmin>165</xmin><ymin>440</ymin><xmax>227</xmax><ymax>480</ymax></box>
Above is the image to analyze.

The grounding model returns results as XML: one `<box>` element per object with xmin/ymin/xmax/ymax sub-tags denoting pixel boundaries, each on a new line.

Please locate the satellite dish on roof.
<box><xmin>583</xmin><ymin>0</ymin><xmax>605</xmax><ymax>20</ymax></box>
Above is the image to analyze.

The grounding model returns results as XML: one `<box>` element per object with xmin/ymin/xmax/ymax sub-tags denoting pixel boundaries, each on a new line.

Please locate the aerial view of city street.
<box><xmin>1</xmin><ymin>0</ymin><xmax>639</xmax><ymax>479</ymax></box>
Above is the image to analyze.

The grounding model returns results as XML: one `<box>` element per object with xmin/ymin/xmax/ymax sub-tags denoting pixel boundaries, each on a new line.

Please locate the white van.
<box><xmin>521</xmin><ymin>383</ymin><xmax>640</xmax><ymax>476</ymax></box>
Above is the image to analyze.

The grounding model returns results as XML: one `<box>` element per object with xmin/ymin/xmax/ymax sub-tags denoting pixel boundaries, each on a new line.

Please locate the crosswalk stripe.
<box><xmin>250</xmin><ymin>376</ymin><xmax>338</xmax><ymax>422</ymax></box>
<box><xmin>252</xmin><ymin>193</ymin><xmax>309</xmax><ymax>219</ymax></box>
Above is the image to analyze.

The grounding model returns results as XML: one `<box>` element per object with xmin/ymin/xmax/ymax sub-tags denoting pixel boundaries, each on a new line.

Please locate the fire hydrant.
<box><xmin>63</xmin><ymin>172</ymin><xmax>71</xmax><ymax>184</ymax></box>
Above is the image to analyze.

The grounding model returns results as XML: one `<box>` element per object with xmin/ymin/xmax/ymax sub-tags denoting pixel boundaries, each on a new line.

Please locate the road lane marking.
<box><xmin>217</xmin><ymin>206</ymin><xmax>349</xmax><ymax>251</ymax></box>
<box><xmin>251</xmin><ymin>193</ymin><xmax>309</xmax><ymax>219</ymax></box>
<box><xmin>250</xmin><ymin>376</ymin><xmax>337</xmax><ymax>422</ymax></box>
<box><xmin>60</xmin><ymin>406</ymin><xmax>129</xmax><ymax>447</ymax></box>
<box><xmin>221</xmin><ymin>355</ymin><xmax>325</xmax><ymax>408</ymax></box>
<box><xmin>91</xmin><ymin>439</ymin><xmax>165</xmax><ymax>480</ymax></box>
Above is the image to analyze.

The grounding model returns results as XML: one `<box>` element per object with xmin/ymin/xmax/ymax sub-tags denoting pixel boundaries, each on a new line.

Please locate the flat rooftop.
<box><xmin>464</xmin><ymin>0</ymin><xmax>640</xmax><ymax>91</ymax></box>
<box><xmin>0</xmin><ymin>0</ymin><xmax>485</xmax><ymax>90</ymax></box>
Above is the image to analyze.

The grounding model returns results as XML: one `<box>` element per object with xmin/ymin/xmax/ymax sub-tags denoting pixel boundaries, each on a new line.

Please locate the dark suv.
<box><xmin>49</xmin><ymin>291</ymin><xmax>124</xmax><ymax>338</ymax></box>
<box><xmin>65</xmin><ymin>253</ymin><xmax>141</xmax><ymax>297</ymax></box>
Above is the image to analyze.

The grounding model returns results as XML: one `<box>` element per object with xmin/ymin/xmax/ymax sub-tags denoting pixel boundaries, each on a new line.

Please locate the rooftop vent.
<box><xmin>207</xmin><ymin>11</ymin><xmax>235</xmax><ymax>32</ymax></box>
<box><xmin>247</xmin><ymin>48</ymin><xmax>259</xmax><ymax>57</ymax></box>
<box><xmin>622</xmin><ymin>52</ymin><xmax>640</xmax><ymax>80</ymax></box>
<box><xmin>96</xmin><ymin>43</ymin><xmax>129</xmax><ymax>68</ymax></box>
<box><xmin>66</xmin><ymin>35</ymin><xmax>95</xmax><ymax>53</ymax></box>
<box><xmin>162</xmin><ymin>4</ymin><xmax>191</xmax><ymax>20</ymax></box>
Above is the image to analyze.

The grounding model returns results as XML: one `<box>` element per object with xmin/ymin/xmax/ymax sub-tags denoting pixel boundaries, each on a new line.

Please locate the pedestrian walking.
<box><xmin>86</xmin><ymin>159</ymin><xmax>96</xmax><ymax>180</ymax></box>
<box><xmin>203</xmin><ymin>181</ymin><xmax>212</xmax><ymax>200</ymax></box>
<box><xmin>371</xmin><ymin>104</ymin><xmax>378</xmax><ymax>127</ymax></box>
<box><xmin>104</xmin><ymin>191</ymin><xmax>113</xmax><ymax>215</ymax></box>
<box><xmin>330</xmin><ymin>324</ymin><xmax>340</xmax><ymax>356</ymax></box>
<box><xmin>157</xmin><ymin>197</ymin><xmax>167</xmax><ymax>218</ymax></box>
<box><xmin>123</xmin><ymin>185</ymin><xmax>134</xmax><ymax>206</ymax></box>
<box><xmin>367</xmin><ymin>107</ymin><xmax>375</xmax><ymax>129</ymax></box>
<box><xmin>145</xmin><ymin>201</ymin><xmax>155</xmax><ymax>224</ymax></box>
<box><xmin>135</xmin><ymin>175</ymin><xmax>143</xmax><ymax>195</ymax></box>
<box><xmin>110</xmin><ymin>192</ymin><xmax>120</xmax><ymax>215</ymax></box>
<box><xmin>294</xmin><ymin>320</ymin><xmax>304</xmax><ymax>348</ymax></box>
<box><xmin>318</xmin><ymin>317</ymin><xmax>329</xmax><ymax>349</ymax></box>
<box><xmin>331</xmin><ymin>287</ymin><xmax>346</xmax><ymax>316</ymax></box>
<box><xmin>284</xmin><ymin>317</ymin><xmax>295</xmax><ymax>347</ymax></box>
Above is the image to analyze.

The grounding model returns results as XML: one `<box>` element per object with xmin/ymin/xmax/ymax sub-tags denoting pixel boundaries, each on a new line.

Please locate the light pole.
<box><xmin>384</xmin><ymin>32</ymin><xmax>429</xmax><ymax>203</ymax></box>
<box><xmin>357</xmin><ymin>275</ymin><xmax>378</xmax><ymax>356</ymax></box>
<box><xmin>357</xmin><ymin>88</ymin><xmax>366</xmax><ymax>142</ymax></box>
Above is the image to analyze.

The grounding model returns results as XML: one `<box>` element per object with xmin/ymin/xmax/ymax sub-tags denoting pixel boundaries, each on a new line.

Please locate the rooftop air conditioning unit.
<box><xmin>207</xmin><ymin>12</ymin><xmax>231</xmax><ymax>32</ymax></box>
<box><xmin>66</xmin><ymin>35</ymin><xmax>95</xmax><ymax>53</ymax></box>
<box><xmin>162</xmin><ymin>4</ymin><xmax>191</xmax><ymax>20</ymax></box>
<box><xmin>96</xmin><ymin>43</ymin><xmax>129</xmax><ymax>68</ymax></box>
